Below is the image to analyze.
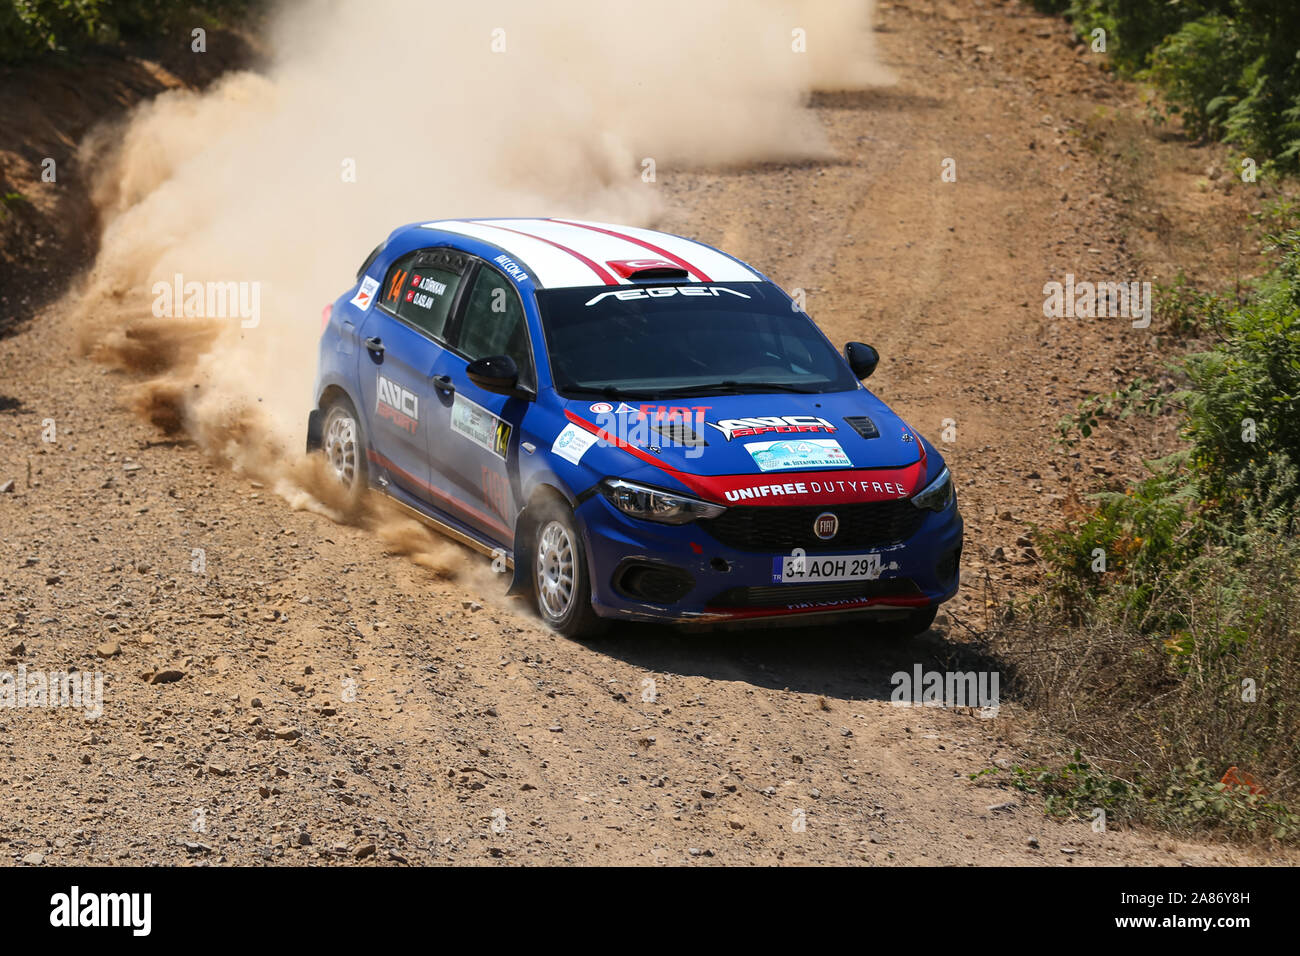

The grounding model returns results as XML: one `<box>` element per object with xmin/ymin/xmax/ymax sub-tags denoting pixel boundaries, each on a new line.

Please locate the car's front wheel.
<box><xmin>532</xmin><ymin>501</ymin><xmax>606</xmax><ymax>640</ymax></box>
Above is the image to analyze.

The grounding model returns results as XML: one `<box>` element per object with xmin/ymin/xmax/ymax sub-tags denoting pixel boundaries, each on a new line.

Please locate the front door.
<box><xmin>429</xmin><ymin>261</ymin><xmax>537</xmax><ymax>546</ymax></box>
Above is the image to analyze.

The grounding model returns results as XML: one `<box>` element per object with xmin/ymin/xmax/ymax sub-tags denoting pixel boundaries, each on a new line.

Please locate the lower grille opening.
<box><xmin>700</xmin><ymin>500</ymin><xmax>926</xmax><ymax>552</ymax></box>
<box><xmin>709</xmin><ymin>579</ymin><xmax>921</xmax><ymax>609</ymax></box>
<box><xmin>615</xmin><ymin>562</ymin><xmax>694</xmax><ymax>605</ymax></box>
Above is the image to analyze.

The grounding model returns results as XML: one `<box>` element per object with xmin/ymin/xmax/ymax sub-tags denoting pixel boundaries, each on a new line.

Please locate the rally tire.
<box><xmin>532</xmin><ymin>500</ymin><xmax>607</xmax><ymax>640</ymax></box>
<box><xmin>320</xmin><ymin>394</ymin><xmax>369</xmax><ymax>503</ymax></box>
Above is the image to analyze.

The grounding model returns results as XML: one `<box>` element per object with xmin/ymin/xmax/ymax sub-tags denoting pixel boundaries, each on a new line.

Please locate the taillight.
<box><xmin>320</xmin><ymin>304</ymin><xmax>332</xmax><ymax>331</ymax></box>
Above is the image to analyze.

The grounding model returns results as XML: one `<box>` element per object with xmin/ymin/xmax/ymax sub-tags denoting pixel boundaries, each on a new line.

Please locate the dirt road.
<box><xmin>0</xmin><ymin>0</ymin><xmax>1285</xmax><ymax>865</ymax></box>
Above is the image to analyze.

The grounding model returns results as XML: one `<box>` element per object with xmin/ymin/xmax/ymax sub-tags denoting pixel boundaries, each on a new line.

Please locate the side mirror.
<box><xmin>844</xmin><ymin>341</ymin><xmax>879</xmax><ymax>380</ymax></box>
<box><xmin>465</xmin><ymin>354</ymin><xmax>521</xmax><ymax>395</ymax></box>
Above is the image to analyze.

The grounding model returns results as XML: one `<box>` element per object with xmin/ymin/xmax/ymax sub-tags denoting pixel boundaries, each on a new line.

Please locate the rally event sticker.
<box><xmin>744</xmin><ymin>438</ymin><xmax>850</xmax><ymax>473</ymax></box>
<box><xmin>350</xmin><ymin>275</ymin><xmax>380</xmax><ymax>310</ymax></box>
<box><xmin>450</xmin><ymin>393</ymin><xmax>511</xmax><ymax>459</ymax></box>
<box><xmin>552</xmin><ymin>423</ymin><xmax>598</xmax><ymax>465</ymax></box>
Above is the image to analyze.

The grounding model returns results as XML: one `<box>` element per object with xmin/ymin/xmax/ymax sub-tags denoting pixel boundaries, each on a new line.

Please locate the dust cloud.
<box><xmin>73</xmin><ymin>0</ymin><xmax>889</xmax><ymax>573</ymax></box>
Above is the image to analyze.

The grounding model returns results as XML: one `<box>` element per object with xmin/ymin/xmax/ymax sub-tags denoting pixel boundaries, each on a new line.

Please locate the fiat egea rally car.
<box><xmin>307</xmin><ymin>218</ymin><xmax>962</xmax><ymax>638</ymax></box>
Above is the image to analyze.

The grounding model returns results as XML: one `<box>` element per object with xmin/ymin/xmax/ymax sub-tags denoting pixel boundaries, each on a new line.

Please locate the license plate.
<box><xmin>771</xmin><ymin>553</ymin><xmax>884</xmax><ymax>583</ymax></box>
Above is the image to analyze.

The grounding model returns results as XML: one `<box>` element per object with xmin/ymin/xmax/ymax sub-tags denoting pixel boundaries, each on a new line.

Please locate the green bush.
<box><xmin>0</xmin><ymin>0</ymin><xmax>256</xmax><ymax>60</ymax></box>
<box><xmin>1183</xmin><ymin>231</ymin><xmax>1300</xmax><ymax>515</ymax></box>
<box><xmin>1040</xmin><ymin>1</ymin><xmax>1300</xmax><ymax>171</ymax></box>
<box><xmin>1148</xmin><ymin>15</ymin><xmax>1249</xmax><ymax>142</ymax></box>
<box><xmin>991</xmin><ymin>753</ymin><xmax>1300</xmax><ymax>842</ymax></box>
<box><xmin>0</xmin><ymin>1</ymin><xmax>109</xmax><ymax>57</ymax></box>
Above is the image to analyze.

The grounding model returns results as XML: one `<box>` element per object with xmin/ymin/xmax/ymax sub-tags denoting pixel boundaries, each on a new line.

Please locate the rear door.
<box><xmin>356</xmin><ymin>247</ymin><xmax>470</xmax><ymax>506</ymax></box>
<box><xmin>427</xmin><ymin>259</ymin><xmax>537</xmax><ymax>546</ymax></box>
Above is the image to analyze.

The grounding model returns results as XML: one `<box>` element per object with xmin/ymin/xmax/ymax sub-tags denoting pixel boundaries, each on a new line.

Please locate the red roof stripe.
<box><xmin>549</xmin><ymin>219</ymin><xmax>713</xmax><ymax>282</ymax></box>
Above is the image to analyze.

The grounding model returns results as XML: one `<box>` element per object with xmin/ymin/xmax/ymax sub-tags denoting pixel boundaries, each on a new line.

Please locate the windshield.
<box><xmin>535</xmin><ymin>282</ymin><xmax>860</xmax><ymax>398</ymax></box>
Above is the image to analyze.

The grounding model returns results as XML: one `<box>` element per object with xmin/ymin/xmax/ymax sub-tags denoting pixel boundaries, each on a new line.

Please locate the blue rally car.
<box><xmin>307</xmin><ymin>218</ymin><xmax>962</xmax><ymax>638</ymax></box>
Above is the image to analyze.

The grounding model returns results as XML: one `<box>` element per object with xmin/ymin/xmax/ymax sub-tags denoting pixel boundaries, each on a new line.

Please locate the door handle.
<box><xmin>364</xmin><ymin>336</ymin><xmax>385</xmax><ymax>358</ymax></box>
<box><xmin>433</xmin><ymin>374</ymin><xmax>455</xmax><ymax>394</ymax></box>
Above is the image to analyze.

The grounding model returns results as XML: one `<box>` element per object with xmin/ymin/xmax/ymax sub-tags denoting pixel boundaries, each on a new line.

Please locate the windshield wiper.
<box><xmin>557</xmin><ymin>384</ymin><xmax>657</xmax><ymax>399</ymax></box>
<box><xmin>650</xmin><ymin>380</ymin><xmax>820</xmax><ymax>397</ymax></box>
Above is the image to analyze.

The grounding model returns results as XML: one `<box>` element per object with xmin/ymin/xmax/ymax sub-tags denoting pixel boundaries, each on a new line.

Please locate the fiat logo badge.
<box><xmin>814</xmin><ymin>512</ymin><xmax>839</xmax><ymax>540</ymax></box>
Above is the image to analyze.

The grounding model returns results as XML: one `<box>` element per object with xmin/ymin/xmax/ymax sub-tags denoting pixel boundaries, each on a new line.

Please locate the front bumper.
<box><xmin>576</xmin><ymin>492</ymin><xmax>964</xmax><ymax>625</ymax></box>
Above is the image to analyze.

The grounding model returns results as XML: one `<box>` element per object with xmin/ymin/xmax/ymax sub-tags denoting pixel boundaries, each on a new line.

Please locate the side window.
<box><xmin>379</xmin><ymin>249</ymin><xmax>466</xmax><ymax>340</ymax></box>
<box><xmin>457</xmin><ymin>266</ymin><xmax>535</xmax><ymax>389</ymax></box>
<box><xmin>380</xmin><ymin>253</ymin><xmax>416</xmax><ymax>312</ymax></box>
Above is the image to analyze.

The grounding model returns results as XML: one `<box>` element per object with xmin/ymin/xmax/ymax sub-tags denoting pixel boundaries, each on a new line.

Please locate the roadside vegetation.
<box><xmin>0</xmin><ymin>0</ymin><xmax>256</xmax><ymax>60</ymax></box>
<box><xmin>976</xmin><ymin>0</ymin><xmax>1300</xmax><ymax>849</ymax></box>
<box><xmin>991</xmin><ymin>207</ymin><xmax>1300</xmax><ymax>841</ymax></box>
<box><xmin>1034</xmin><ymin>1</ymin><xmax>1300</xmax><ymax>173</ymax></box>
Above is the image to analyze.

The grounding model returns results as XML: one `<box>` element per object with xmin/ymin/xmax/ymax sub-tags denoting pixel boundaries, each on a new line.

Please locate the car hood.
<box><xmin>561</xmin><ymin>388</ymin><xmax>923</xmax><ymax>478</ymax></box>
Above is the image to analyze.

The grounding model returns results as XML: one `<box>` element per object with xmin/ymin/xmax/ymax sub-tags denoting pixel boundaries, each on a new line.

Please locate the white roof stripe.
<box><xmin>422</xmin><ymin>220</ymin><xmax>605</xmax><ymax>288</ymax></box>
<box><xmin>420</xmin><ymin>218</ymin><xmax>762</xmax><ymax>288</ymax></box>
<box><xmin>491</xmin><ymin>218</ymin><xmax>653</xmax><ymax>270</ymax></box>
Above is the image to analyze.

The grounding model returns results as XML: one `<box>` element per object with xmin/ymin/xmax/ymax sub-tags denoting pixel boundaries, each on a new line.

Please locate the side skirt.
<box><xmin>379</xmin><ymin>484</ymin><xmax>515</xmax><ymax>572</ymax></box>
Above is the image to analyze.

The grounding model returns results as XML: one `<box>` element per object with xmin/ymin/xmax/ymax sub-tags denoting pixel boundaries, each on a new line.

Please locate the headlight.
<box><xmin>911</xmin><ymin>466</ymin><xmax>955</xmax><ymax>512</ymax></box>
<box><xmin>600</xmin><ymin>479</ymin><xmax>726</xmax><ymax>525</ymax></box>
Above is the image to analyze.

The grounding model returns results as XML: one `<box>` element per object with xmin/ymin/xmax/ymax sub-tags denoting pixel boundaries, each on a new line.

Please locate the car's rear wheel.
<box><xmin>321</xmin><ymin>396</ymin><xmax>368</xmax><ymax>500</ymax></box>
<box><xmin>532</xmin><ymin>501</ymin><xmax>606</xmax><ymax>640</ymax></box>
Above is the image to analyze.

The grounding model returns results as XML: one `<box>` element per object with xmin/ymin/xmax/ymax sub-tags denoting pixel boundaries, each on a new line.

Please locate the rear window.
<box><xmin>398</xmin><ymin>266</ymin><xmax>460</xmax><ymax>338</ymax></box>
<box><xmin>379</xmin><ymin>249</ymin><xmax>467</xmax><ymax>340</ymax></box>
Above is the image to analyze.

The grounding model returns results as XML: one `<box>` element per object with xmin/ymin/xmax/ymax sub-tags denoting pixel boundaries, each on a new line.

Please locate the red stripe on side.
<box><xmin>549</xmin><ymin>219</ymin><xmax>713</xmax><ymax>282</ymax></box>
<box><xmin>563</xmin><ymin>409</ymin><xmax>693</xmax><ymax>478</ymax></box>
<box><xmin>368</xmin><ymin>450</ymin><xmax>512</xmax><ymax>538</ymax></box>
<box><xmin>472</xmin><ymin>221</ymin><xmax>618</xmax><ymax>285</ymax></box>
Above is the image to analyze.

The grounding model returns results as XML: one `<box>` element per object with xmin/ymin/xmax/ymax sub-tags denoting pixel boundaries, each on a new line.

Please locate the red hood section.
<box><xmin>679</xmin><ymin>465</ymin><xmax>926</xmax><ymax>506</ymax></box>
<box><xmin>564</xmin><ymin>409</ymin><xmax>928</xmax><ymax>506</ymax></box>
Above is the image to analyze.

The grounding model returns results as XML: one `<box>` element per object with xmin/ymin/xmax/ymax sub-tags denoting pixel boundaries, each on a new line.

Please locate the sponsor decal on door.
<box><xmin>450</xmin><ymin>393</ymin><xmax>512</xmax><ymax>459</ymax></box>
